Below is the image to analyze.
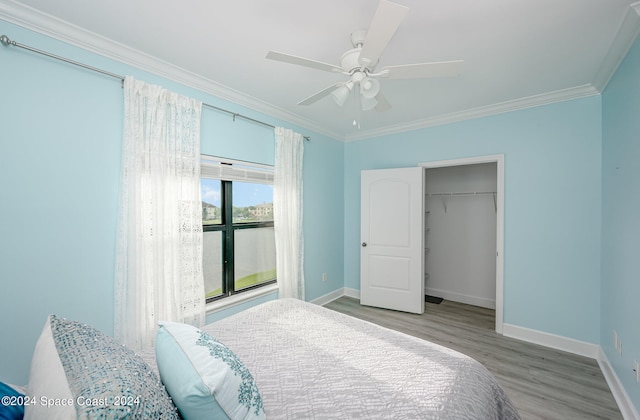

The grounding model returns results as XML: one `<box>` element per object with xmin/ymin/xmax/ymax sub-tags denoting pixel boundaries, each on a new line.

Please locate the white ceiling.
<box><xmin>1</xmin><ymin>0</ymin><xmax>638</xmax><ymax>140</ymax></box>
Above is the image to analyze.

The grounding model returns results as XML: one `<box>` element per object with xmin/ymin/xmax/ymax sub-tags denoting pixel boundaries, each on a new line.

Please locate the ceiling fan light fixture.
<box><xmin>360</xmin><ymin>77</ymin><xmax>380</xmax><ymax>99</ymax></box>
<box><xmin>361</xmin><ymin>96</ymin><xmax>378</xmax><ymax>111</ymax></box>
<box><xmin>331</xmin><ymin>82</ymin><xmax>353</xmax><ymax>107</ymax></box>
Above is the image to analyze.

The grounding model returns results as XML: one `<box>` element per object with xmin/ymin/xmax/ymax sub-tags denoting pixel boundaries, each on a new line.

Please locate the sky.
<box><xmin>201</xmin><ymin>179</ymin><xmax>273</xmax><ymax>207</ymax></box>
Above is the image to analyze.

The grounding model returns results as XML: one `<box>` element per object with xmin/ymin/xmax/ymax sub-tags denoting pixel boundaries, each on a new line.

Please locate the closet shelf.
<box><xmin>426</xmin><ymin>191</ymin><xmax>497</xmax><ymax>213</ymax></box>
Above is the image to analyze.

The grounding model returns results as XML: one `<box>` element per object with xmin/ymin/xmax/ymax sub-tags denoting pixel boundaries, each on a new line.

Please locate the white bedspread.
<box><xmin>180</xmin><ymin>298</ymin><xmax>520</xmax><ymax>419</ymax></box>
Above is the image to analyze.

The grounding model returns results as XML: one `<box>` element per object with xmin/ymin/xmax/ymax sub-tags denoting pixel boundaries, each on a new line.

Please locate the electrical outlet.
<box><xmin>634</xmin><ymin>360</ymin><xmax>639</xmax><ymax>383</ymax></box>
<box><xmin>322</xmin><ymin>272</ymin><xmax>327</xmax><ymax>282</ymax></box>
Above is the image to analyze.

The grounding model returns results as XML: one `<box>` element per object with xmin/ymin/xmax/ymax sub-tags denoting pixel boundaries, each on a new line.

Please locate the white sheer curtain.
<box><xmin>273</xmin><ymin>127</ymin><xmax>305</xmax><ymax>300</ymax></box>
<box><xmin>114</xmin><ymin>76</ymin><xmax>205</xmax><ymax>351</ymax></box>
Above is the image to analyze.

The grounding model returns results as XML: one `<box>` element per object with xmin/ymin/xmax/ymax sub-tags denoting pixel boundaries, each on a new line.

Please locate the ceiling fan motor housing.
<box><xmin>340</xmin><ymin>48</ymin><xmax>361</xmax><ymax>73</ymax></box>
<box><xmin>342</xmin><ymin>29</ymin><xmax>379</xmax><ymax>73</ymax></box>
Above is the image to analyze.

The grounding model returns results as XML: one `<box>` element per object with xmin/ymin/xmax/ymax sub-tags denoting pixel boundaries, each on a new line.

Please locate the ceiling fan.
<box><xmin>265</xmin><ymin>0</ymin><xmax>463</xmax><ymax>118</ymax></box>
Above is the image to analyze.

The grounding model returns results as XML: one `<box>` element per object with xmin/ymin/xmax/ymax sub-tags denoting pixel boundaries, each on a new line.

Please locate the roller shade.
<box><xmin>201</xmin><ymin>155</ymin><xmax>274</xmax><ymax>184</ymax></box>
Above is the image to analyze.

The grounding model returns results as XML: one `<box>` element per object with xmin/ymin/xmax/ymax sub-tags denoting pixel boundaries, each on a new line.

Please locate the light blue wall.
<box><xmin>602</xmin><ymin>34</ymin><xmax>640</xmax><ymax>411</ymax></box>
<box><xmin>344</xmin><ymin>97</ymin><xmax>602</xmax><ymax>344</ymax></box>
<box><xmin>0</xmin><ymin>21</ymin><xmax>121</xmax><ymax>386</ymax></box>
<box><xmin>4</xmin><ymin>14</ymin><xmax>635</xmax><ymax>407</ymax></box>
<box><xmin>0</xmin><ymin>19</ymin><xmax>344</xmax><ymax>385</ymax></box>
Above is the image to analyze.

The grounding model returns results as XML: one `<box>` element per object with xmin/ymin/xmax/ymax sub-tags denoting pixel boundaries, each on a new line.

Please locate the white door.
<box><xmin>360</xmin><ymin>167</ymin><xmax>424</xmax><ymax>314</ymax></box>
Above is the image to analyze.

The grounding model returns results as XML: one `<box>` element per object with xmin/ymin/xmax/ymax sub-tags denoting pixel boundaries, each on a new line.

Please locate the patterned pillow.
<box><xmin>156</xmin><ymin>321</ymin><xmax>265</xmax><ymax>420</ymax></box>
<box><xmin>25</xmin><ymin>315</ymin><xmax>179</xmax><ymax>420</ymax></box>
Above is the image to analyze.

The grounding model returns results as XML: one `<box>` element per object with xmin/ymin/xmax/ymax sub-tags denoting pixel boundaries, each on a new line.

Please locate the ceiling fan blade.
<box><xmin>266</xmin><ymin>51</ymin><xmax>343</xmax><ymax>73</ymax></box>
<box><xmin>298</xmin><ymin>83</ymin><xmax>345</xmax><ymax>106</ymax></box>
<box><xmin>358</xmin><ymin>0</ymin><xmax>409</xmax><ymax>68</ymax></box>
<box><xmin>374</xmin><ymin>92</ymin><xmax>391</xmax><ymax>112</ymax></box>
<box><xmin>380</xmin><ymin>60</ymin><xmax>464</xmax><ymax>79</ymax></box>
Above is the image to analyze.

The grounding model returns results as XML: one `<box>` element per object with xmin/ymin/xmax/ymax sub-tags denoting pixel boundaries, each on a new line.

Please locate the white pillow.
<box><xmin>25</xmin><ymin>317</ymin><xmax>75</xmax><ymax>420</ymax></box>
<box><xmin>25</xmin><ymin>315</ymin><xmax>179</xmax><ymax>420</ymax></box>
<box><xmin>156</xmin><ymin>321</ymin><xmax>266</xmax><ymax>420</ymax></box>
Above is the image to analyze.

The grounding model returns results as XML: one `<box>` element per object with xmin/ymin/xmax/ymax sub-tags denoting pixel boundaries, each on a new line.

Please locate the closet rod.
<box><xmin>0</xmin><ymin>34</ymin><xmax>310</xmax><ymax>141</ymax></box>
<box><xmin>426</xmin><ymin>191</ymin><xmax>496</xmax><ymax>197</ymax></box>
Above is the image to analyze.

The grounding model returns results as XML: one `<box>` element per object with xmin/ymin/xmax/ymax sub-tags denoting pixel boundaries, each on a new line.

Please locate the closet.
<box><xmin>424</xmin><ymin>163</ymin><xmax>497</xmax><ymax>309</ymax></box>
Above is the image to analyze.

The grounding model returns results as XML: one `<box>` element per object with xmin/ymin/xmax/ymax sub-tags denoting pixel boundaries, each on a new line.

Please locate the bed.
<box><xmin>15</xmin><ymin>298</ymin><xmax>520</xmax><ymax>419</ymax></box>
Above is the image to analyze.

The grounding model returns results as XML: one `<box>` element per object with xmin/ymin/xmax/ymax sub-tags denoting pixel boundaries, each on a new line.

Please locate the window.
<box><xmin>201</xmin><ymin>156</ymin><xmax>276</xmax><ymax>302</ymax></box>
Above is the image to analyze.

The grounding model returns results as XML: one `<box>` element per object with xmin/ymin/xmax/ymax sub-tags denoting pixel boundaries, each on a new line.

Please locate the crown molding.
<box><xmin>1</xmin><ymin>0</ymin><xmax>637</xmax><ymax>143</ymax></box>
<box><xmin>344</xmin><ymin>84</ymin><xmax>600</xmax><ymax>142</ymax></box>
<box><xmin>346</xmin><ymin>0</ymin><xmax>640</xmax><ymax>142</ymax></box>
<box><xmin>592</xmin><ymin>2</ymin><xmax>640</xmax><ymax>92</ymax></box>
<box><xmin>0</xmin><ymin>0</ymin><xmax>341</xmax><ymax>141</ymax></box>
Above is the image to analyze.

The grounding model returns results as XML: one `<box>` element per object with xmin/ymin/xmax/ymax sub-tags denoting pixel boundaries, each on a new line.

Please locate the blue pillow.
<box><xmin>0</xmin><ymin>382</ymin><xmax>24</xmax><ymax>420</ymax></box>
<box><xmin>156</xmin><ymin>321</ymin><xmax>265</xmax><ymax>420</ymax></box>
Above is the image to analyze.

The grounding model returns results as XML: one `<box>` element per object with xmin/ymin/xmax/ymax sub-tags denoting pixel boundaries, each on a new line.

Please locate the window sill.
<box><xmin>205</xmin><ymin>283</ymin><xmax>279</xmax><ymax>315</ymax></box>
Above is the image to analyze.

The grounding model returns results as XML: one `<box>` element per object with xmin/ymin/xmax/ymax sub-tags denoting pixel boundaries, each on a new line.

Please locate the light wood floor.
<box><xmin>324</xmin><ymin>297</ymin><xmax>622</xmax><ymax>420</ymax></box>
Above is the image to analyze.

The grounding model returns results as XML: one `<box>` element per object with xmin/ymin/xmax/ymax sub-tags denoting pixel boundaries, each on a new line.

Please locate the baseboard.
<box><xmin>310</xmin><ymin>287</ymin><xmax>360</xmax><ymax>306</ymax></box>
<box><xmin>597</xmin><ymin>348</ymin><xmax>640</xmax><ymax>420</ymax></box>
<box><xmin>475</xmin><ymin>323</ymin><xmax>637</xmax><ymax>417</ymax></box>
<box><xmin>425</xmin><ymin>287</ymin><xmax>495</xmax><ymax>309</ymax></box>
<box><xmin>502</xmin><ymin>323</ymin><xmax>600</xmax><ymax>358</ymax></box>
<box><xmin>310</xmin><ymin>288</ymin><xmax>345</xmax><ymax>306</ymax></box>
<box><xmin>343</xmin><ymin>287</ymin><xmax>360</xmax><ymax>299</ymax></box>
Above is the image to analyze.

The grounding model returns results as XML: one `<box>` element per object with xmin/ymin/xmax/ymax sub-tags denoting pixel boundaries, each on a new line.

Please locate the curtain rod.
<box><xmin>0</xmin><ymin>34</ymin><xmax>310</xmax><ymax>141</ymax></box>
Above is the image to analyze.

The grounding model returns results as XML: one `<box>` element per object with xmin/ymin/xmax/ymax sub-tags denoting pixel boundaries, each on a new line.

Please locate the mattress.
<box><xmin>161</xmin><ymin>298</ymin><xmax>520</xmax><ymax>419</ymax></box>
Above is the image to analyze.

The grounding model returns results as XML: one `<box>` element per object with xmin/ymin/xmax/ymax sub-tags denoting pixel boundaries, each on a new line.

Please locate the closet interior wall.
<box><xmin>424</xmin><ymin>163</ymin><xmax>497</xmax><ymax>309</ymax></box>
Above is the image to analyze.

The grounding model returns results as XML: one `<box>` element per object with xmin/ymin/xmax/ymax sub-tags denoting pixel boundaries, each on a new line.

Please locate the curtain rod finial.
<box><xmin>1</xmin><ymin>35</ymin><xmax>12</xmax><ymax>46</ymax></box>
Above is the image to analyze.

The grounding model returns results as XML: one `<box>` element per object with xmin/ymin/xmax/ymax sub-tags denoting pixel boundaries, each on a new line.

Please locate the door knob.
<box><xmin>362</xmin><ymin>242</ymin><xmax>367</xmax><ymax>247</ymax></box>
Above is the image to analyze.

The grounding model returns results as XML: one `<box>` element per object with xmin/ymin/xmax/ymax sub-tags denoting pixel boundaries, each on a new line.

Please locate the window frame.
<box><xmin>201</xmin><ymin>156</ymin><xmax>276</xmax><ymax>303</ymax></box>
